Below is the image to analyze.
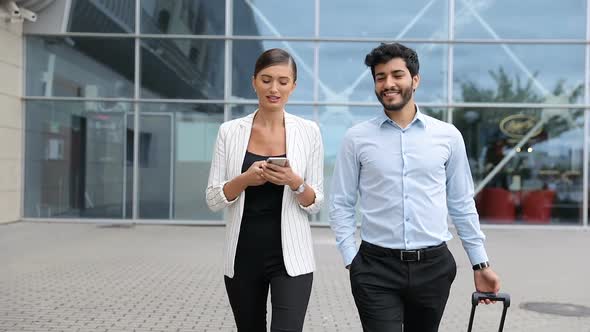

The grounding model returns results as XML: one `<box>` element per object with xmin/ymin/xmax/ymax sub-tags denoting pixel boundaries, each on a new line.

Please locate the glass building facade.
<box><xmin>22</xmin><ymin>0</ymin><xmax>590</xmax><ymax>226</ymax></box>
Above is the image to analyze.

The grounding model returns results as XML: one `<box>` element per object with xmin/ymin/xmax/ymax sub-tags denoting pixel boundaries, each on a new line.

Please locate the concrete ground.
<box><xmin>1</xmin><ymin>222</ymin><xmax>589</xmax><ymax>331</ymax></box>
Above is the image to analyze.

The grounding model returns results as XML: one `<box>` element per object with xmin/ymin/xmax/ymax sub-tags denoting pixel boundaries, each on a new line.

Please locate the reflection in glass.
<box><xmin>454</xmin><ymin>108</ymin><xmax>585</xmax><ymax>225</ymax></box>
<box><xmin>139</xmin><ymin>103</ymin><xmax>224</xmax><ymax>220</ymax></box>
<box><xmin>68</xmin><ymin>0</ymin><xmax>135</xmax><ymax>33</ymax></box>
<box><xmin>319</xmin><ymin>43</ymin><xmax>447</xmax><ymax>103</ymax></box>
<box><xmin>321</xmin><ymin>0</ymin><xmax>448</xmax><ymax>38</ymax></box>
<box><xmin>232</xmin><ymin>41</ymin><xmax>315</xmax><ymax>102</ymax></box>
<box><xmin>24</xmin><ymin>101</ymin><xmax>133</xmax><ymax>218</ymax></box>
<box><xmin>454</xmin><ymin>45</ymin><xmax>584</xmax><ymax>103</ymax></box>
<box><xmin>233</xmin><ymin>0</ymin><xmax>314</xmax><ymax>37</ymax></box>
<box><xmin>140</xmin><ymin>0</ymin><xmax>225</xmax><ymax>35</ymax></box>
<box><xmin>26</xmin><ymin>37</ymin><xmax>134</xmax><ymax>98</ymax></box>
<box><xmin>140</xmin><ymin>39</ymin><xmax>224</xmax><ymax>99</ymax></box>
<box><xmin>455</xmin><ymin>0</ymin><xmax>585</xmax><ymax>39</ymax></box>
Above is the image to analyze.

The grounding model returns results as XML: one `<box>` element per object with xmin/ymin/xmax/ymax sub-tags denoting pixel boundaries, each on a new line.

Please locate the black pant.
<box><xmin>349</xmin><ymin>241</ymin><xmax>457</xmax><ymax>332</ymax></box>
<box><xmin>224</xmin><ymin>272</ymin><xmax>313</xmax><ymax>332</ymax></box>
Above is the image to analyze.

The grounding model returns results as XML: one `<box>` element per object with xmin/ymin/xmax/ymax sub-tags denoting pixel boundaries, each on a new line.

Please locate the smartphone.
<box><xmin>266</xmin><ymin>157</ymin><xmax>289</xmax><ymax>167</ymax></box>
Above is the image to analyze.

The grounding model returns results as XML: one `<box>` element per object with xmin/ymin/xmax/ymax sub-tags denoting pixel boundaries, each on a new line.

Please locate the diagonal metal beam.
<box><xmin>346</xmin><ymin>0</ymin><xmax>440</xmax><ymax>93</ymax></box>
<box><xmin>243</xmin><ymin>0</ymin><xmax>334</xmax><ymax>96</ymax></box>
<box><xmin>459</xmin><ymin>0</ymin><xmax>550</xmax><ymax>95</ymax></box>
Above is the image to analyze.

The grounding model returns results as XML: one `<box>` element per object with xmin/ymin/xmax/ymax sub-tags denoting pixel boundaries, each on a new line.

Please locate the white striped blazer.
<box><xmin>206</xmin><ymin>110</ymin><xmax>324</xmax><ymax>278</ymax></box>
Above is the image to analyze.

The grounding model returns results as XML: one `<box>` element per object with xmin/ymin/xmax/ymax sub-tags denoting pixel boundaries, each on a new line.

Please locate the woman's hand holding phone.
<box><xmin>262</xmin><ymin>159</ymin><xmax>303</xmax><ymax>190</ymax></box>
<box><xmin>243</xmin><ymin>160</ymin><xmax>267</xmax><ymax>186</ymax></box>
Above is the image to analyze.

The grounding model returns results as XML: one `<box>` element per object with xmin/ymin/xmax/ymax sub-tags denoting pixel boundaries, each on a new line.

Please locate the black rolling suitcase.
<box><xmin>467</xmin><ymin>292</ymin><xmax>511</xmax><ymax>332</ymax></box>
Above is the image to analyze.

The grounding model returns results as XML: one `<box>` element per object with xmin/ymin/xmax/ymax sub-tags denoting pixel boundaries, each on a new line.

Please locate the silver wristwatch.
<box><xmin>292</xmin><ymin>182</ymin><xmax>305</xmax><ymax>195</ymax></box>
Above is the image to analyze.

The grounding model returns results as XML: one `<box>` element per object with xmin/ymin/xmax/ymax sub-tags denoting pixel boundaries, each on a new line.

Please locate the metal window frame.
<box><xmin>20</xmin><ymin>26</ymin><xmax>27</xmax><ymax>221</ymax></box>
<box><xmin>583</xmin><ymin>0</ymin><xmax>590</xmax><ymax>227</ymax></box>
<box><xmin>21</xmin><ymin>31</ymin><xmax>590</xmax><ymax>45</ymax></box>
<box><xmin>224</xmin><ymin>0</ymin><xmax>233</xmax><ymax>122</ymax></box>
<box><xmin>131</xmin><ymin>0</ymin><xmax>140</xmax><ymax>221</ymax></box>
<box><xmin>20</xmin><ymin>97</ymin><xmax>590</xmax><ymax>109</ymax></box>
<box><xmin>447</xmin><ymin>0</ymin><xmax>455</xmax><ymax>123</ymax></box>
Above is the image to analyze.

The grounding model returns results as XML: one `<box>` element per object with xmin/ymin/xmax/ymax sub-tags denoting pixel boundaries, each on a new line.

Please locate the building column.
<box><xmin>0</xmin><ymin>20</ymin><xmax>23</xmax><ymax>224</ymax></box>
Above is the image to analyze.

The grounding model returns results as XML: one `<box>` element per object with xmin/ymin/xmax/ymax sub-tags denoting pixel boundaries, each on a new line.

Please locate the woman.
<box><xmin>206</xmin><ymin>48</ymin><xmax>324</xmax><ymax>331</ymax></box>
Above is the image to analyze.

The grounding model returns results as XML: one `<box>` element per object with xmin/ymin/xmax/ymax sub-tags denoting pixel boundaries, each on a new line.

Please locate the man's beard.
<box><xmin>375</xmin><ymin>86</ymin><xmax>413</xmax><ymax>112</ymax></box>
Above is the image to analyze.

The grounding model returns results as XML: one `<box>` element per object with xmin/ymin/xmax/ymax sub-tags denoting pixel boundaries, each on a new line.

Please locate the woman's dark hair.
<box><xmin>253</xmin><ymin>48</ymin><xmax>297</xmax><ymax>82</ymax></box>
<box><xmin>364</xmin><ymin>43</ymin><xmax>419</xmax><ymax>79</ymax></box>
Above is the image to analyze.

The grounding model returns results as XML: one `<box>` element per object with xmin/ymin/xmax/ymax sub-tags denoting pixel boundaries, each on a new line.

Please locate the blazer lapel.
<box><xmin>284</xmin><ymin>112</ymin><xmax>299</xmax><ymax>174</ymax></box>
<box><xmin>234</xmin><ymin>111</ymin><xmax>256</xmax><ymax>178</ymax></box>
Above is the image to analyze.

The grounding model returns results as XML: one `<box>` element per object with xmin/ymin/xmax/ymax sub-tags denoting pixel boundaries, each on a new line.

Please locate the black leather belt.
<box><xmin>359</xmin><ymin>241</ymin><xmax>447</xmax><ymax>262</ymax></box>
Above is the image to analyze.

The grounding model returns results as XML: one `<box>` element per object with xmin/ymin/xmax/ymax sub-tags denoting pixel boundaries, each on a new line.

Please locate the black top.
<box><xmin>241</xmin><ymin>151</ymin><xmax>286</xmax><ymax>218</ymax></box>
<box><xmin>235</xmin><ymin>151</ymin><xmax>287</xmax><ymax>277</ymax></box>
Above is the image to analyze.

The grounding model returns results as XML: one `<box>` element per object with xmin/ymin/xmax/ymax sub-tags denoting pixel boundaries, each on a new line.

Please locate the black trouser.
<box><xmin>349</xmin><ymin>241</ymin><xmax>457</xmax><ymax>332</ymax></box>
<box><xmin>224</xmin><ymin>272</ymin><xmax>313</xmax><ymax>332</ymax></box>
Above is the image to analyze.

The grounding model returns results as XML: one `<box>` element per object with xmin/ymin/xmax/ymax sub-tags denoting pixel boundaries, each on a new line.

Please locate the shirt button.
<box><xmin>405</xmin><ymin>195</ymin><xmax>409</xmax><ymax>199</ymax></box>
<box><xmin>405</xmin><ymin>217</ymin><xmax>410</xmax><ymax>221</ymax></box>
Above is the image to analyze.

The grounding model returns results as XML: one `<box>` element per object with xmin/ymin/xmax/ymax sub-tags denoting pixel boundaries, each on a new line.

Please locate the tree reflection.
<box><xmin>456</xmin><ymin>67</ymin><xmax>583</xmax><ymax>180</ymax></box>
<box><xmin>455</xmin><ymin>68</ymin><xmax>585</xmax><ymax>224</ymax></box>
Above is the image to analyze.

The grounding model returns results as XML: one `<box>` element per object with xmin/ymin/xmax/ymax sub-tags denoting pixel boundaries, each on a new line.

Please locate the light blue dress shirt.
<box><xmin>329</xmin><ymin>107</ymin><xmax>488</xmax><ymax>266</ymax></box>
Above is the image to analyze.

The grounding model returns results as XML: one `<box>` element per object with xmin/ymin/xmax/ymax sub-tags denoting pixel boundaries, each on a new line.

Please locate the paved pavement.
<box><xmin>1</xmin><ymin>222</ymin><xmax>589</xmax><ymax>332</ymax></box>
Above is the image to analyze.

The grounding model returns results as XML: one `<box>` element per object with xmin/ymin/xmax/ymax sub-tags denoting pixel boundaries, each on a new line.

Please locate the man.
<box><xmin>328</xmin><ymin>43</ymin><xmax>501</xmax><ymax>332</ymax></box>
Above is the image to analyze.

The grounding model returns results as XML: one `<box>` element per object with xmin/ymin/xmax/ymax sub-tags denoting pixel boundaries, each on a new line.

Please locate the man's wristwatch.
<box><xmin>291</xmin><ymin>182</ymin><xmax>305</xmax><ymax>195</ymax></box>
<box><xmin>472</xmin><ymin>261</ymin><xmax>490</xmax><ymax>271</ymax></box>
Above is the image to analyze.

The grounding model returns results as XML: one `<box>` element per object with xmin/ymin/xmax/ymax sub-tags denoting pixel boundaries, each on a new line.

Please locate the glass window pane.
<box><xmin>232</xmin><ymin>41</ymin><xmax>314</xmax><ymax>102</ymax></box>
<box><xmin>68</xmin><ymin>0</ymin><xmax>135</xmax><ymax>33</ymax></box>
<box><xmin>140</xmin><ymin>39</ymin><xmax>225</xmax><ymax>99</ymax></box>
<box><xmin>321</xmin><ymin>0</ymin><xmax>448</xmax><ymax>39</ymax></box>
<box><xmin>455</xmin><ymin>0</ymin><xmax>586</xmax><ymax>39</ymax></box>
<box><xmin>453</xmin><ymin>107</ymin><xmax>585</xmax><ymax>225</ymax></box>
<box><xmin>233</xmin><ymin>0</ymin><xmax>314</xmax><ymax>36</ymax></box>
<box><xmin>453</xmin><ymin>45</ymin><xmax>585</xmax><ymax>104</ymax></box>
<box><xmin>138</xmin><ymin>103</ymin><xmax>224</xmax><ymax>221</ymax></box>
<box><xmin>319</xmin><ymin>43</ymin><xmax>447</xmax><ymax>103</ymax></box>
<box><xmin>141</xmin><ymin>0</ymin><xmax>225</xmax><ymax>35</ymax></box>
<box><xmin>24</xmin><ymin>100</ymin><xmax>133</xmax><ymax>219</ymax></box>
<box><xmin>26</xmin><ymin>36</ymin><xmax>135</xmax><ymax>98</ymax></box>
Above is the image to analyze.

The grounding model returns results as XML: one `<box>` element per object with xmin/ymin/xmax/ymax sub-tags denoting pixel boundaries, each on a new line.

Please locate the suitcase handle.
<box><xmin>472</xmin><ymin>292</ymin><xmax>511</xmax><ymax>307</ymax></box>
<box><xmin>467</xmin><ymin>292</ymin><xmax>510</xmax><ymax>332</ymax></box>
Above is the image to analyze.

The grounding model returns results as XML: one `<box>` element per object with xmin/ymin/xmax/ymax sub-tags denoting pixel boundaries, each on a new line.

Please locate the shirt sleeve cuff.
<box><xmin>298</xmin><ymin>200</ymin><xmax>319</xmax><ymax>214</ymax></box>
<box><xmin>343</xmin><ymin>245</ymin><xmax>358</xmax><ymax>266</ymax></box>
<box><xmin>465</xmin><ymin>245</ymin><xmax>489</xmax><ymax>266</ymax></box>
<box><xmin>220</xmin><ymin>180</ymin><xmax>239</xmax><ymax>204</ymax></box>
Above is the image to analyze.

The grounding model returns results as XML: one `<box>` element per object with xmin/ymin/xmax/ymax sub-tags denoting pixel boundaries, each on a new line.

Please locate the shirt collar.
<box><xmin>414</xmin><ymin>105</ymin><xmax>427</xmax><ymax>128</ymax></box>
<box><xmin>378</xmin><ymin>104</ymin><xmax>427</xmax><ymax>129</ymax></box>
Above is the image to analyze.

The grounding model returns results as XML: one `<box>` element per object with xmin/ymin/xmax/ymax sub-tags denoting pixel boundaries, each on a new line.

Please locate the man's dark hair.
<box><xmin>253</xmin><ymin>48</ymin><xmax>297</xmax><ymax>82</ymax></box>
<box><xmin>364</xmin><ymin>43</ymin><xmax>419</xmax><ymax>79</ymax></box>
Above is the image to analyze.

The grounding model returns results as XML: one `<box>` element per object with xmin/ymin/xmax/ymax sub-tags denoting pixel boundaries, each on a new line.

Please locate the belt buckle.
<box><xmin>400</xmin><ymin>250</ymin><xmax>421</xmax><ymax>262</ymax></box>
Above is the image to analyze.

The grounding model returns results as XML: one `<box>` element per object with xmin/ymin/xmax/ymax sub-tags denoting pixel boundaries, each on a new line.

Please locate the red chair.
<box><xmin>476</xmin><ymin>188</ymin><xmax>516</xmax><ymax>224</ymax></box>
<box><xmin>521</xmin><ymin>190</ymin><xmax>555</xmax><ymax>224</ymax></box>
